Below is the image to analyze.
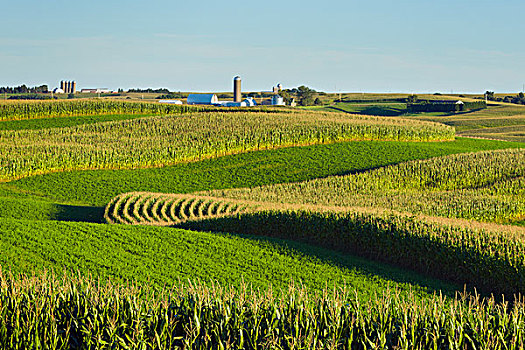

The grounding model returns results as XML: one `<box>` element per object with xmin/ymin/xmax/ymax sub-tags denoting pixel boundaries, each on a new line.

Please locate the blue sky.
<box><xmin>1</xmin><ymin>0</ymin><xmax>523</xmax><ymax>93</ymax></box>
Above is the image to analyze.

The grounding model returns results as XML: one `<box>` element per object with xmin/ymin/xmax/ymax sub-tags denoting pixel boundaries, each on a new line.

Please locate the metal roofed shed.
<box><xmin>186</xmin><ymin>94</ymin><xmax>219</xmax><ymax>105</ymax></box>
<box><xmin>158</xmin><ymin>100</ymin><xmax>183</xmax><ymax>104</ymax></box>
<box><xmin>222</xmin><ymin>101</ymin><xmax>247</xmax><ymax>107</ymax></box>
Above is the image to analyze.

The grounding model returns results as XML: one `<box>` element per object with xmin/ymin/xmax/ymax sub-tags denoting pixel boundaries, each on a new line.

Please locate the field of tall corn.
<box><xmin>0</xmin><ymin>107</ymin><xmax>454</xmax><ymax>181</ymax></box>
<box><xmin>2</xmin><ymin>271</ymin><xmax>524</xmax><ymax>349</ymax></box>
<box><xmin>212</xmin><ymin>149</ymin><xmax>525</xmax><ymax>223</ymax></box>
<box><xmin>179</xmin><ymin>207</ymin><xmax>525</xmax><ymax>297</ymax></box>
<box><xmin>0</xmin><ymin>99</ymin><xmax>200</xmax><ymax>121</ymax></box>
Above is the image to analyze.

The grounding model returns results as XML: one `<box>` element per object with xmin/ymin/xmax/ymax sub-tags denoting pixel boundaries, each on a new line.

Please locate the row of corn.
<box><xmin>0</xmin><ymin>110</ymin><xmax>454</xmax><ymax>181</ymax></box>
<box><xmin>212</xmin><ymin>148</ymin><xmax>525</xmax><ymax>223</ymax></box>
<box><xmin>180</xmin><ymin>208</ymin><xmax>525</xmax><ymax>297</ymax></box>
<box><xmin>0</xmin><ymin>100</ymin><xmax>201</xmax><ymax>121</ymax></box>
<box><xmin>1</xmin><ymin>270</ymin><xmax>524</xmax><ymax>349</ymax></box>
<box><xmin>104</xmin><ymin>192</ymin><xmax>254</xmax><ymax>226</ymax></box>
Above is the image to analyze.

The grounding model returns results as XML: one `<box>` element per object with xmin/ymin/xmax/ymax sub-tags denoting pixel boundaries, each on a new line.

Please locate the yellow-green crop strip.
<box><xmin>212</xmin><ymin>148</ymin><xmax>525</xmax><ymax>224</ymax></box>
<box><xmin>0</xmin><ymin>109</ymin><xmax>454</xmax><ymax>181</ymax></box>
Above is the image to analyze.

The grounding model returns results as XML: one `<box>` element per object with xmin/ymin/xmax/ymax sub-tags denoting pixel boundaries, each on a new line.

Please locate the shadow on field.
<box><xmin>327</xmin><ymin>106</ymin><xmax>406</xmax><ymax>117</ymax></box>
<box><xmin>54</xmin><ymin>204</ymin><xmax>105</xmax><ymax>223</ymax></box>
<box><xmin>174</xmin><ymin>218</ymin><xmax>463</xmax><ymax>299</ymax></box>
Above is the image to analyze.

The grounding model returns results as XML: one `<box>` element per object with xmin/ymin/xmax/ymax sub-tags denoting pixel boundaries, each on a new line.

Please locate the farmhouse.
<box><xmin>186</xmin><ymin>94</ymin><xmax>219</xmax><ymax>105</ymax></box>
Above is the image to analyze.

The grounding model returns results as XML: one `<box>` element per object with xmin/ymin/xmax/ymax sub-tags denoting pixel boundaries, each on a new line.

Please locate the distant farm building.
<box><xmin>158</xmin><ymin>100</ymin><xmax>183</xmax><ymax>104</ymax></box>
<box><xmin>245</xmin><ymin>97</ymin><xmax>256</xmax><ymax>106</ymax></box>
<box><xmin>185</xmin><ymin>76</ymin><xmax>279</xmax><ymax>107</ymax></box>
<box><xmin>272</xmin><ymin>95</ymin><xmax>285</xmax><ymax>106</ymax></box>
<box><xmin>220</xmin><ymin>97</ymin><xmax>257</xmax><ymax>107</ymax></box>
<box><xmin>60</xmin><ymin>81</ymin><xmax>76</xmax><ymax>94</ymax></box>
<box><xmin>81</xmin><ymin>88</ymin><xmax>111</xmax><ymax>94</ymax></box>
<box><xmin>187</xmin><ymin>94</ymin><xmax>219</xmax><ymax>105</ymax></box>
<box><xmin>53</xmin><ymin>88</ymin><xmax>65</xmax><ymax>94</ymax></box>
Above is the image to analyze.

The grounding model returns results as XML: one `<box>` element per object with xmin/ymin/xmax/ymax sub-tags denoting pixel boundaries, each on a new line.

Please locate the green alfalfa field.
<box><xmin>1</xmin><ymin>99</ymin><xmax>525</xmax><ymax>348</ymax></box>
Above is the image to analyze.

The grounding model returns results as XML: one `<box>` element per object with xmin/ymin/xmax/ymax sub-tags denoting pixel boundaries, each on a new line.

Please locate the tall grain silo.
<box><xmin>233</xmin><ymin>76</ymin><xmax>241</xmax><ymax>102</ymax></box>
<box><xmin>60</xmin><ymin>81</ymin><xmax>65</xmax><ymax>91</ymax></box>
<box><xmin>65</xmin><ymin>81</ymin><xmax>70</xmax><ymax>94</ymax></box>
<box><xmin>71</xmin><ymin>81</ymin><xmax>76</xmax><ymax>94</ymax></box>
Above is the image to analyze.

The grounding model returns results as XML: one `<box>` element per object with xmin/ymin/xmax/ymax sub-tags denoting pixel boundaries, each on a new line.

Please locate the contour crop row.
<box><xmin>104</xmin><ymin>192</ymin><xmax>254</xmax><ymax>226</ymax></box>
<box><xmin>0</xmin><ymin>110</ymin><xmax>454</xmax><ymax>181</ymax></box>
<box><xmin>212</xmin><ymin>148</ymin><xmax>525</xmax><ymax>223</ymax></box>
<box><xmin>183</xmin><ymin>208</ymin><xmax>525</xmax><ymax>296</ymax></box>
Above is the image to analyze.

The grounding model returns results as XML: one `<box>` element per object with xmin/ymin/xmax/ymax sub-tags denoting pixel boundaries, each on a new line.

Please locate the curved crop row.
<box><xmin>104</xmin><ymin>192</ymin><xmax>253</xmax><ymax>226</ymax></box>
<box><xmin>0</xmin><ymin>110</ymin><xmax>454</xmax><ymax>181</ymax></box>
<box><xmin>105</xmin><ymin>188</ymin><xmax>525</xmax><ymax>296</ymax></box>
<box><xmin>212</xmin><ymin>148</ymin><xmax>525</xmax><ymax>224</ymax></box>
<box><xmin>185</xmin><ymin>207</ymin><xmax>525</xmax><ymax>296</ymax></box>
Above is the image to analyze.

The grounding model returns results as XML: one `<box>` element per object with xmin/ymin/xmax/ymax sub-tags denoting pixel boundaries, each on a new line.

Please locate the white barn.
<box><xmin>186</xmin><ymin>94</ymin><xmax>219</xmax><ymax>105</ymax></box>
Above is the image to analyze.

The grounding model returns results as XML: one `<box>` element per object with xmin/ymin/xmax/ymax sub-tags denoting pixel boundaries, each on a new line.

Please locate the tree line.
<box><xmin>278</xmin><ymin>86</ymin><xmax>322</xmax><ymax>106</ymax></box>
<box><xmin>485</xmin><ymin>91</ymin><xmax>525</xmax><ymax>105</ymax></box>
<box><xmin>0</xmin><ymin>85</ymin><xmax>49</xmax><ymax>94</ymax></box>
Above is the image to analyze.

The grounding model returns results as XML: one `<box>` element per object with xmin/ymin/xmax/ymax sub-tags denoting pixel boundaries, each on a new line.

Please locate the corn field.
<box><xmin>0</xmin><ymin>100</ymin><xmax>201</xmax><ymax>121</ymax></box>
<box><xmin>1</xmin><ymin>270</ymin><xmax>524</xmax><ymax>349</ymax></box>
<box><xmin>105</xmin><ymin>188</ymin><xmax>525</xmax><ymax>297</ymax></box>
<box><xmin>211</xmin><ymin>149</ymin><xmax>525</xmax><ymax>223</ymax></box>
<box><xmin>0</xmin><ymin>110</ymin><xmax>454</xmax><ymax>181</ymax></box>
<box><xmin>104</xmin><ymin>192</ymin><xmax>256</xmax><ymax>226</ymax></box>
<box><xmin>178</xmin><ymin>208</ymin><xmax>525</xmax><ymax>297</ymax></box>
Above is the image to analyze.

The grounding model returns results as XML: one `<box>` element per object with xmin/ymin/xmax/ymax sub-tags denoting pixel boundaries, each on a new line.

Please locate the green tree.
<box><xmin>279</xmin><ymin>90</ymin><xmax>292</xmax><ymax>104</ymax></box>
<box><xmin>407</xmin><ymin>95</ymin><xmax>418</xmax><ymax>104</ymax></box>
<box><xmin>296</xmin><ymin>85</ymin><xmax>316</xmax><ymax>106</ymax></box>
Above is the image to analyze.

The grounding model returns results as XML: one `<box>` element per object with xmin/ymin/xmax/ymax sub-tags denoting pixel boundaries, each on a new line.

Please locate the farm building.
<box><xmin>158</xmin><ymin>100</ymin><xmax>183</xmax><ymax>104</ymax></box>
<box><xmin>244</xmin><ymin>97</ymin><xmax>256</xmax><ymax>106</ymax></box>
<box><xmin>81</xmin><ymin>88</ymin><xmax>111</xmax><ymax>94</ymax></box>
<box><xmin>220</xmin><ymin>98</ymin><xmax>257</xmax><ymax>107</ymax></box>
<box><xmin>272</xmin><ymin>95</ymin><xmax>285</xmax><ymax>106</ymax></box>
<box><xmin>187</xmin><ymin>94</ymin><xmax>219</xmax><ymax>105</ymax></box>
